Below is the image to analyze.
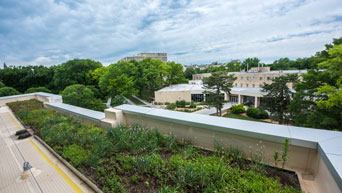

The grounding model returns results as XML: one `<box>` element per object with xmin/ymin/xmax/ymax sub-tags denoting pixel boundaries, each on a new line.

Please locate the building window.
<box><xmin>240</xmin><ymin>83</ymin><xmax>243</xmax><ymax>87</ymax></box>
<box><xmin>252</xmin><ymin>77</ymin><xmax>255</xmax><ymax>80</ymax></box>
<box><xmin>260</xmin><ymin>76</ymin><xmax>263</xmax><ymax>80</ymax></box>
<box><xmin>246</xmin><ymin>84</ymin><xmax>249</xmax><ymax>88</ymax></box>
<box><xmin>247</xmin><ymin>76</ymin><xmax>249</xmax><ymax>80</ymax></box>
<box><xmin>235</xmin><ymin>83</ymin><xmax>237</xmax><ymax>87</ymax></box>
<box><xmin>241</xmin><ymin>76</ymin><xmax>243</xmax><ymax>80</ymax></box>
<box><xmin>267</xmin><ymin>77</ymin><xmax>271</xmax><ymax>80</ymax></box>
<box><xmin>230</xmin><ymin>95</ymin><xmax>238</xmax><ymax>103</ymax></box>
<box><xmin>253</xmin><ymin>84</ymin><xmax>255</xmax><ymax>88</ymax></box>
<box><xmin>191</xmin><ymin>94</ymin><xmax>204</xmax><ymax>102</ymax></box>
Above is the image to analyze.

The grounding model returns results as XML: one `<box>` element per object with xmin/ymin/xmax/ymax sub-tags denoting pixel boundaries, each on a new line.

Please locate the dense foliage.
<box><xmin>25</xmin><ymin>87</ymin><xmax>51</xmax><ymax>94</ymax></box>
<box><xmin>9</xmin><ymin>100</ymin><xmax>299</xmax><ymax>193</ymax></box>
<box><xmin>246</xmin><ymin>107</ymin><xmax>269</xmax><ymax>119</ymax></box>
<box><xmin>230</xmin><ymin>104</ymin><xmax>245</xmax><ymax>114</ymax></box>
<box><xmin>203</xmin><ymin>72</ymin><xmax>236</xmax><ymax>116</ymax></box>
<box><xmin>261</xmin><ymin>74</ymin><xmax>298</xmax><ymax>124</ymax></box>
<box><xmin>0</xmin><ymin>86</ymin><xmax>20</xmax><ymax>97</ymax></box>
<box><xmin>61</xmin><ymin>84</ymin><xmax>106</xmax><ymax>112</ymax></box>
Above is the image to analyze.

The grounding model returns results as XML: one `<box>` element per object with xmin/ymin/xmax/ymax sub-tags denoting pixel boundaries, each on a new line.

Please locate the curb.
<box><xmin>34</xmin><ymin>135</ymin><xmax>103</xmax><ymax>193</ymax></box>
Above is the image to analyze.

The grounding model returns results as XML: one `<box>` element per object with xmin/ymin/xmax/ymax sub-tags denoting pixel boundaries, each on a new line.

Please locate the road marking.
<box><xmin>30</xmin><ymin>140</ymin><xmax>84</xmax><ymax>193</ymax></box>
<box><xmin>7</xmin><ymin>112</ymin><xmax>22</xmax><ymax>130</ymax></box>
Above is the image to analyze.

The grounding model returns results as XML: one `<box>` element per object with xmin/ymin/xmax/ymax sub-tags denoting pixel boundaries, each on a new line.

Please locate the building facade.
<box><xmin>120</xmin><ymin>53</ymin><xmax>167</xmax><ymax>62</ymax></box>
<box><xmin>155</xmin><ymin>67</ymin><xmax>306</xmax><ymax>107</ymax></box>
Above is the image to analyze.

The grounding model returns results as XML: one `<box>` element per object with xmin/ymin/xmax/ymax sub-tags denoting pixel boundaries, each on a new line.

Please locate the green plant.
<box><xmin>165</xmin><ymin>102</ymin><xmax>170</xmax><ymax>105</ymax></box>
<box><xmin>230</xmin><ymin>104</ymin><xmax>245</xmax><ymax>114</ymax></box>
<box><xmin>130</xmin><ymin>176</ymin><xmax>138</xmax><ymax>184</ymax></box>
<box><xmin>175</xmin><ymin>100</ymin><xmax>187</xmax><ymax>108</ymax></box>
<box><xmin>246</xmin><ymin>107</ymin><xmax>269</xmax><ymax>119</ymax></box>
<box><xmin>282</xmin><ymin>138</ymin><xmax>289</xmax><ymax>168</ymax></box>
<box><xmin>273</xmin><ymin>150</ymin><xmax>279</xmax><ymax>167</ymax></box>
<box><xmin>62</xmin><ymin>144</ymin><xmax>89</xmax><ymax>167</ymax></box>
<box><xmin>167</xmin><ymin>103</ymin><xmax>176</xmax><ymax>110</ymax></box>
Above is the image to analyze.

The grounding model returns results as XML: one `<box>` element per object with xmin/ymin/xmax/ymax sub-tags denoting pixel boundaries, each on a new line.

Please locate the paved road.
<box><xmin>0</xmin><ymin>106</ymin><xmax>93</xmax><ymax>193</ymax></box>
<box><xmin>193</xmin><ymin>103</ymin><xmax>234</xmax><ymax>115</ymax></box>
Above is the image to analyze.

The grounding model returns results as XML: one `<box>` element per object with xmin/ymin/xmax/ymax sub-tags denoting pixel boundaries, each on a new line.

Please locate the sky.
<box><xmin>0</xmin><ymin>0</ymin><xmax>341</xmax><ymax>66</ymax></box>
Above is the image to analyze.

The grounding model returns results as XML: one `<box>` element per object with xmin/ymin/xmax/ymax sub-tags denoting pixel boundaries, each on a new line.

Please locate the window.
<box><xmin>191</xmin><ymin>94</ymin><xmax>204</xmax><ymax>102</ymax></box>
<box><xmin>252</xmin><ymin>77</ymin><xmax>255</xmax><ymax>80</ymax></box>
<box><xmin>241</xmin><ymin>76</ymin><xmax>243</xmax><ymax>80</ymax></box>
<box><xmin>267</xmin><ymin>77</ymin><xmax>271</xmax><ymax>80</ymax></box>
<box><xmin>260</xmin><ymin>76</ymin><xmax>263</xmax><ymax>80</ymax></box>
<box><xmin>253</xmin><ymin>84</ymin><xmax>255</xmax><ymax>88</ymax></box>
<box><xmin>235</xmin><ymin>83</ymin><xmax>237</xmax><ymax>87</ymax></box>
<box><xmin>247</xmin><ymin>76</ymin><xmax>249</xmax><ymax>80</ymax></box>
<box><xmin>246</xmin><ymin>84</ymin><xmax>249</xmax><ymax>88</ymax></box>
<box><xmin>240</xmin><ymin>83</ymin><xmax>243</xmax><ymax>87</ymax></box>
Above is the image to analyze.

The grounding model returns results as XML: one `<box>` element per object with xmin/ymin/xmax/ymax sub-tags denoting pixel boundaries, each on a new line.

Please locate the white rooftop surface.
<box><xmin>0</xmin><ymin>106</ymin><xmax>92</xmax><ymax>193</ymax></box>
<box><xmin>156</xmin><ymin>84</ymin><xmax>206</xmax><ymax>92</ymax></box>
<box><xmin>47</xmin><ymin>102</ymin><xmax>105</xmax><ymax>120</ymax></box>
<box><xmin>228</xmin><ymin>69</ymin><xmax>308</xmax><ymax>75</ymax></box>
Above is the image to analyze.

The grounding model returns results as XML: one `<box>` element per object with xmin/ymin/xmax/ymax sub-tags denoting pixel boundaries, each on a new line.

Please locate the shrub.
<box><xmin>175</xmin><ymin>100</ymin><xmax>187</xmax><ymax>108</ymax></box>
<box><xmin>188</xmin><ymin>102</ymin><xmax>197</xmax><ymax>108</ymax></box>
<box><xmin>165</xmin><ymin>102</ymin><xmax>170</xmax><ymax>105</ymax></box>
<box><xmin>25</xmin><ymin>87</ymin><xmax>51</xmax><ymax>94</ymax></box>
<box><xmin>0</xmin><ymin>86</ymin><xmax>20</xmax><ymax>97</ymax></box>
<box><xmin>62</xmin><ymin>144</ymin><xmax>89</xmax><ymax>167</ymax></box>
<box><xmin>230</xmin><ymin>104</ymin><xmax>245</xmax><ymax>114</ymax></box>
<box><xmin>167</xmin><ymin>103</ymin><xmax>176</xmax><ymax>110</ymax></box>
<box><xmin>111</xmin><ymin>95</ymin><xmax>127</xmax><ymax>107</ymax></box>
<box><xmin>246</xmin><ymin>108</ymin><xmax>269</xmax><ymax>119</ymax></box>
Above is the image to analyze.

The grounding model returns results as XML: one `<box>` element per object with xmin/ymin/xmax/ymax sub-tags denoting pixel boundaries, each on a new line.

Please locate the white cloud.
<box><xmin>0</xmin><ymin>0</ymin><xmax>341</xmax><ymax>66</ymax></box>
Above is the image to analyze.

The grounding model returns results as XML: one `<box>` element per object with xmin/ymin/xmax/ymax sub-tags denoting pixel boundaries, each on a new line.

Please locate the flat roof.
<box><xmin>156</xmin><ymin>84</ymin><xmax>206</xmax><ymax>92</ymax></box>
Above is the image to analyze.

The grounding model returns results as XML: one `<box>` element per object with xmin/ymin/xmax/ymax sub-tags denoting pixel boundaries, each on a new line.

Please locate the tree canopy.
<box><xmin>61</xmin><ymin>84</ymin><xmax>106</xmax><ymax>112</ymax></box>
<box><xmin>203</xmin><ymin>72</ymin><xmax>236</xmax><ymax>116</ymax></box>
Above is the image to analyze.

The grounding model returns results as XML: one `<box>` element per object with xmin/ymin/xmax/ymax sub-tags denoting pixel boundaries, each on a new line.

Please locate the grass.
<box><xmin>224</xmin><ymin>112</ymin><xmax>267</xmax><ymax>122</ymax></box>
<box><xmin>126</xmin><ymin>95</ymin><xmax>145</xmax><ymax>105</ymax></box>
<box><xmin>8</xmin><ymin>99</ymin><xmax>300</xmax><ymax>193</ymax></box>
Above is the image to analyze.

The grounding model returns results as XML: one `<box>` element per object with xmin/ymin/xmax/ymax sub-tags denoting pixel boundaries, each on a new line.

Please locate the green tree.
<box><xmin>25</xmin><ymin>87</ymin><xmax>51</xmax><ymax>94</ymax></box>
<box><xmin>261</xmin><ymin>74</ymin><xmax>298</xmax><ymax>124</ymax></box>
<box><xmin>165</xmin><ymin>61</ymin><xmax>187</xmax><ymax>85</ymax></box>
<box><xmin>53</xmin><ymin>59</ymin><xmax>102</xmax><ymax>92</ymax></box>
<box><xmin>0</xmin><ymin>86</ymin><xmax>20</xmax><ymax>97</ymax></box>
<box><xmin>184</xmin><ymin>66</ymin><xmax>196</xmax><ymax>79</ymax></box>
<box><xmin>61</xmin><ymin>84</ymin><xmax>106</xmax><ymax>112</ymax></box>
<box><xmin>203</xmin><ymin>72</ymin><xmax>236</xmax><ymax>116</ymax></box>
<box><xmin>271</xmin><ymin>58</ymin><xmax>294</xmax><ymax>70</ymax></box>
<box><xmin>242</xmin><ymin>57</ymin><xmax>261</xmax><ymax>71</ymax></box>
<box><xmin>99</xmin><ymin>61</ymin><xmax>137</xmax><ymax>97</ymax></box>
<box><xmin>288</xmin><ymin>39</ymin><xmax>342</xmax><ymax>130</ymax></box>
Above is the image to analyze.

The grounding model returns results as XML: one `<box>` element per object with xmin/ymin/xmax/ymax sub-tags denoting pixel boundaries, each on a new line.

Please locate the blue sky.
<box><xmin>0</xmin><ymin>0</ymin><xmax>341</xmax><ymax>66</ymax></box>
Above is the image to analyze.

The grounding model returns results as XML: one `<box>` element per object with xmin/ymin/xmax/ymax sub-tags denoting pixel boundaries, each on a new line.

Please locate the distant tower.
<box><xmin>3</xmin><ymin>63</ymin><xmax>7</xmax><ymax>69</ymax></box>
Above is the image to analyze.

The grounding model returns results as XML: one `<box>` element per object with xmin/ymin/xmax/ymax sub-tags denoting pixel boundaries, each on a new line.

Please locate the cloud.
<box><xmin>0</xmin><ymin>0</ymin><xmax>341</xmax><ymax>66</ymax></box>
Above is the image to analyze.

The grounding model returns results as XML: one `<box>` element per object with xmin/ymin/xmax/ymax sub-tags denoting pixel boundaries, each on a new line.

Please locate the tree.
<box><xmin>61</xmin><ymin>84</ymin><xmax>106</xmax><ymax>112</ymax></box>
<box><xmin>288</xmin><ymin>39</ymin><xmax>342</xmax><ymax>130</ymax></box>
<box><xmin>261</xmin><ymin>74</ymin><xmax>298</xmax><ymax>124</ymax></box>
<box><xmin>165</xmin><ymin>61</ymin><xmax>187</xmax><ymax>85</ymax></box>
<box><xmin>53</xmin><ymin>59</ymin><xmax>102</xmax><ymax>92</ymax></box>
<box><xmin>271</xmin><ymin>58</ymin><xmax>294</xmax><ymax>70</ymax></box>
<box><xmin>184</xmin><ymin>66</ymin><xmax>196</xmax><ymax>79</ymax></box>
<box><xmin>99</xmin><ymin>61</ymin><xmax>137</xmax><ymax>97</ymax></box>
<box><xmin>203</xmin><ymin>72</ymin><xmax>236</xmax><ymax>116</ymax></box>
<box><xmin>0</xmin><ymin>86</ymin><xmax>20</xmax><ymax>97</ymax></box>
<box><xmin>242</xmin><ymin>57</ymin><xmax>261</xmax><ymax>71</ymax></box>
<box><xmin>25</xmin><ymin>87</ymin><xmax>51</xmax><ymax>94</ymax></box>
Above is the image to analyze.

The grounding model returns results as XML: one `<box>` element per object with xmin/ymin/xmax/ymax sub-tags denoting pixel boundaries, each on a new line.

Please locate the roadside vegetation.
<box><xmin>9</xmin><ymin>99</ymin><xmax>300</xmax><ymax>193</ymax></box>
<box><xmin>224</xmin><ymin>104</ymin><xmax>270</xmax><ymax>123</ymax></box>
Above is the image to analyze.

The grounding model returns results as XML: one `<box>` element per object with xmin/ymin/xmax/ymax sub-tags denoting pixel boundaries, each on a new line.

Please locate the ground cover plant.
<box><xmin>9</xmin><ymin>99</ymin><xmax>301</xmax><ymax>193</ymax></box>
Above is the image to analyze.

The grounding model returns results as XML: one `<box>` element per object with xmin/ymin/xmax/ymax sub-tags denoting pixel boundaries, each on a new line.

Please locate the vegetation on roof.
<box><xmin>9</xmin><ymin>99</ymin><xmax>300</xmax><ymax>192</ymax></box>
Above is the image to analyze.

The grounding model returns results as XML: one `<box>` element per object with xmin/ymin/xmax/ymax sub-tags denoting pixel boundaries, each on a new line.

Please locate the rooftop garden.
<box><xmin>8</xmin><ymin>99</ymin><xmax>301</xmax><ymax>193</ymax></box>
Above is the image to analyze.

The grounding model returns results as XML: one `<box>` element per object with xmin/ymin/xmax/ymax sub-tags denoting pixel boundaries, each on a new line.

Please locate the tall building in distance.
<box><xmin>120</xmin><ymin>53</ymin><xmax>167</xmax><ymax>62</ymax></box>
